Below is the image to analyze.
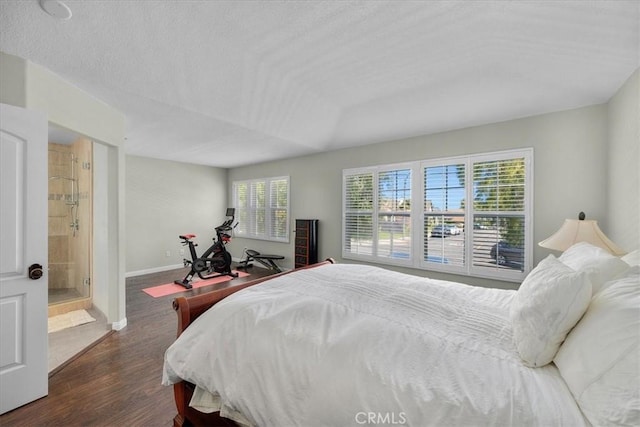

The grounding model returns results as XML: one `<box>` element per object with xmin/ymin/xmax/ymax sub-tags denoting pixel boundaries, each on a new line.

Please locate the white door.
<box><xmin>0</xmin><ymin>103</ymin><xmax>48</xmax><ymax>414</ymax></box>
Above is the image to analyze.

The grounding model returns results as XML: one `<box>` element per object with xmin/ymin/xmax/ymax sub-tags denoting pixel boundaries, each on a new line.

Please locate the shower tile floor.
<box><xmin>48</xmin><ymin>288</ymin><xmax>84</xmax><ymax>305</ymax></box>
<box><xmin>48</xmin><ymin>306</ymin><xmax>111</xmax><ymax>374</ymax></box>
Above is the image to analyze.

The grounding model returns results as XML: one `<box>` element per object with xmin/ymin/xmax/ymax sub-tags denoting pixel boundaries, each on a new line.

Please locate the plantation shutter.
<box><xmin>250</xmin><ymin>181</ymin><xmax>266</xmax><ymax>237</ymax></box>
<box><xmin>344</xmin><ymin>172</ymin><xmax>374</xmax><ymax>256</ymax></box>
<box><xmin>233</xmin><ymin>182</ymin><xmax>248</xmax><ymax>235</ymax></box>
<box><xmin>270</xmin><ymin>178</ymin><xmax>289</xmax><ymax>240</ymax></box>
<box><xmin>423</xmin><ymin>163</ymin><xmax>466</xmax><ymax>267</ymax></box>
<box><xmin>377</xmin><ymin>169</ymin><xmax>412</xmax><ymax>260</ymax></box>
<box><xmin>233</xmin><ymin>176</ymin><xmax>289</xmax><ymax>242</ymax></box>
<box><xmin>471</xmin><ymin>157</ymin><xmax>527</xmax><ymax>274</ymax></box>
<box><xmin>342</xmin><ymin>148</ymin><xmax>531</xmax><ymax>281</ymax></box>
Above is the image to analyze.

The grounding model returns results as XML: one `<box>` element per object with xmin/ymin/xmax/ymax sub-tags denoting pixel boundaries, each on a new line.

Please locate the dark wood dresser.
<box><xmin>294</xmin><ymin>219</ymin><xmax>318</xmax><ymax>268</ymax></box>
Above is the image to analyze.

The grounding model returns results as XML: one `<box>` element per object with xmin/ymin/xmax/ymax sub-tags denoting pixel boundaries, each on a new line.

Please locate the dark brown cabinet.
<box><xmin>294</xmin><ymin>219</ymin><xmax>318</xmax><ymax>268</ymax></box>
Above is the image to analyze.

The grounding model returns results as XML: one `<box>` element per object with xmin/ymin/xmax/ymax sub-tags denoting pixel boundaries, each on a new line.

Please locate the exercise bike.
<box><xmin>174</xmin><ymin>208</ymin><xmax>238</xmax><ymax>289</ymax></box>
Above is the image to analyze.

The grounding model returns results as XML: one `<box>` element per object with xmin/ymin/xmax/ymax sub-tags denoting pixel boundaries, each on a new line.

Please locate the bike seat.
<box><xmin>178</xmin><ymin>234</ymin><xmax>196</xmax><ymax>240</ymax></box>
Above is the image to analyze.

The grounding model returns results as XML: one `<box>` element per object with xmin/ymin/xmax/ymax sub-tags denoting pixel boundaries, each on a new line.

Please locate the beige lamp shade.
<box><xmin>539</xmin><ymin>213</ymin><xmax>625</xmax><ymax>255</ymax></box>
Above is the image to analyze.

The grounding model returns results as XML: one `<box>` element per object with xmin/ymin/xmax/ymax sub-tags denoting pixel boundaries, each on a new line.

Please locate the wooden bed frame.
<box><xmin>170</xmin><ymin>259</ymin><xmax>335</xmax><ymax>427</ymax></box>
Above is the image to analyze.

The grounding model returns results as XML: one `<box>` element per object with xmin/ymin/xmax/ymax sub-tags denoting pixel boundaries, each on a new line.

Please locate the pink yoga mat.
<box><xmin>142</xmin><ymin>271</ymin><xmax>249</xmax><ymax>298</ymax></box>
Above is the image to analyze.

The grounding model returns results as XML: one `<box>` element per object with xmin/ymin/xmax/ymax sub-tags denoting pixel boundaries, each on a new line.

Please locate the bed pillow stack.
<box><xmin>554</xmin><ymin>265</ymin><xmax>639</xmax><ymax>426</ymax></box>
<box><xmin>512</xmin><ymin>242</ymin><xmax>639</xmax><ymax>425</ymax></box>
<box><xmin>510</xmin><ymin>254</ymin><xmax>591</xmax><ymax>367</ymax></box>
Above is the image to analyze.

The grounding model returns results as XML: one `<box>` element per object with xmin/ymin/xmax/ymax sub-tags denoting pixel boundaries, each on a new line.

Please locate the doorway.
<box><xmin>46</xmin><ymin>128</ymin><xmax>110</xmax><ymax>373</ymax></box>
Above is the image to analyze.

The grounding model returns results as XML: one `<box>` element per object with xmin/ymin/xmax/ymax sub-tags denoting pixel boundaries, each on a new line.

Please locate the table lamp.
<box><xmin>538</xmin><ymin>212</ymin><xmax>625</xmax><ymax>255</ymax></box>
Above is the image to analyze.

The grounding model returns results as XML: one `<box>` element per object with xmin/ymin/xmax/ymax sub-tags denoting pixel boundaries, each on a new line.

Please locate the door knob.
<box><xmin>28</xmin><ymin>264</ymin><xmax>43</xmax><ymax>280</ymax></box>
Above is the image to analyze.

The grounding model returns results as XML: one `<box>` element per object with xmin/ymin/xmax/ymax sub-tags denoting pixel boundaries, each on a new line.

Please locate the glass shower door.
<box><xmin>48</xmin><ymin>139</ymin><xmax>92</xmax><ymax>308</ymax></box>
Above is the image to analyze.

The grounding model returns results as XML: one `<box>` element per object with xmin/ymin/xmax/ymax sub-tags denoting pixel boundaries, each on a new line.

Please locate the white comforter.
<box><xmin>163</xmin><ymin>263</ymin><xmax>587</xmax><ymax>427</ymax></box>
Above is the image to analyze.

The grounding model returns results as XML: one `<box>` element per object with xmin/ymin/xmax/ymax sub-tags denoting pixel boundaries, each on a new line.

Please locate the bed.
<box><xmin>163</xmin><ymin>244</ymin><xmax>639</xmax><ymax>427</ymax></box>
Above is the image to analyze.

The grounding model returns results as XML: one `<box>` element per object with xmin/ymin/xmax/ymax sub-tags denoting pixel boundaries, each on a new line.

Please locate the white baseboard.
<box><xmin>111</xmin><ymin>317</ymin><xmax>127</xmax><ymax>331</ymax></box>
<box><xmin>125</xmin><ymin>263</ymin><xmax>184</xmax><ymax>278</ymax></box>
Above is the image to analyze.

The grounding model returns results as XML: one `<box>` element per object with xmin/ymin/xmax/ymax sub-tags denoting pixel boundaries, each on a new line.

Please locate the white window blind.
<box><xmin>234</xmin><ymin>182</ymin><xmax>248</xmax><ymax>235</ymax></box>
<box><xmin>233</xmin><ymin>176</ymin><xmax>289</xmax><ymax>242</ymax></box>
<box><xmin>378</xmin><ymin>169</ymin><xmax>412</xmax><ymax>260</ymax></box>
<box><xmin>423</xmin><ymin>163</ymin><xmax>466</xmax><ymax>269</ymax></box>
<box><xmin>343</xmin><ymin>172</ymin><xmax>374</xmax><ymax>257</ymax></box>
<box><xmin>250</xmin><ymin>181</ymin><xmax>266</xmax><ymax>237</ymax></box>
<box><xmin>471</xmin><ymin>155</ymin><xmax>528</xmax><ymax>279</ymax></box>
<box><xmin>270</xmin><ymin>178</ymin><xmax>289</xmax><ymax>240</ymax></box>
<box><xmin>343</xmin><ymin>165</ymin><xmax>414</xmax><ymax>265</ymax></box>
<box><xmin>342</xmin><ymin>149</ymin><xmax>532</xmax><ymax>281</ymax></box>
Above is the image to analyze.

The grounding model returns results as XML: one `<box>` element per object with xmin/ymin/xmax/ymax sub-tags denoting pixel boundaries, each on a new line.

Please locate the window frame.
<box><xmin>342</xmin><ymin>149</ymin><xmax>533</xmax><ymax>282</ymax></box>
<box><xmin>420</xmin><ymin>157</ymin><xmax>469</xmax><ymax>277</ymax></box>
<box><xmin>342</xmin><ymin>162</ymin><xmax>417</xmax><ymax>268</ymax></box>
<box><xmin>232</xmin><ymin>175</ymin><xmax>290</xmax><ymax>243</ymax></box>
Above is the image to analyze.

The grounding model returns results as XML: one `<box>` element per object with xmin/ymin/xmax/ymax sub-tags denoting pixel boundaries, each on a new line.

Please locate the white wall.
<box><xmin>0</xmin><ymin>51</ymin><xmax>25</xmax><ymax>108</ymax></box>
<box><xmin>607</xmin><ymin>69</ymin><xmax>640</xmax><ymax>252</ymax></box>
<box><xmin>125</xmin><ymin>155</ymin><xmax>228</xmax><ymax>275</ymax></box>
<box><xmin>92</xmin><ymin>143</ymin><xmax>109</xmax><ymax>314</ymax></box>
<box><xmin>228</xmin><ymin>104</ymin><xmax>609</xmax><ymax>289</ymax></box>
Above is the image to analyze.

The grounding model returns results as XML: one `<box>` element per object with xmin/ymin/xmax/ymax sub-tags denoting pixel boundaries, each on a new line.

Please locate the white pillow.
<box><xmin>622</xmin><ymin>249</ymin><xmax>640</xmax><ymax>266</ymax></box>
<box><xmin>559</xmin><ymin>242</ymin><xmax>630</xmax><ymax>293</ymax></box>
<box><xmin>554</xmin><ymin>266</ymin><xmax>640</xmax><ymax>426</ymax></box>
<box><xmin>510</xmin><ymin>254</ymin><xmax>592</xmax><ymax>367</ymax></box>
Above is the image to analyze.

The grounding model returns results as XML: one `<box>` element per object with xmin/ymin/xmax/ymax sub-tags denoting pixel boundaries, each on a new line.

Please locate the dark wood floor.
<box><xmin>0</xmin><ymin>264</ymin><xmax>273</xmax><ymax>426</ymax></box>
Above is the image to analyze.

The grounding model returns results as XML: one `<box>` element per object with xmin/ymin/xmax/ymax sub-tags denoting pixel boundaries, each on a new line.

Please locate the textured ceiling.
<box><xmin>1</xmin><ymin>1</ymin><xmax>638</xmax><ymax>167</ymax></box>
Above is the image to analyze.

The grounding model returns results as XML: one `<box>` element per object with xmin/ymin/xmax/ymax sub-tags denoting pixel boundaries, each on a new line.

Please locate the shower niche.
<box><xmin>48</xmin><ymin>137</ymin><xmax>93</xmax><ymax>316</ymax></box>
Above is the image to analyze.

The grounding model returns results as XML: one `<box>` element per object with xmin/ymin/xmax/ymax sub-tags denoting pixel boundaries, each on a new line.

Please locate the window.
<box><xmin>343</xmin><ymin>149</ymin><xmax>532</xmax><ymax>281</ymax></box>
<box><xmin>423</xmin><ymin>162</ymin><xmax>466</xmax><ymax>269</ymax></box>
<box><xmin>470</xmin><ymin>154</ymin><xmax>528</xmax><ymax>279</ymax></box>
<box><xmin>378</xmin><ymin>169</ymin><xmax>412</xmax><ymax>260</ymax></box>
<box><xmin>343</xmin><ymin>163</ymin><xmax>414</xmax><ymax>266</ymax></box>
<box><xmin>233</xmin><ymin>176</ymin><xmax>289</xmax><ymax>242</ymax></box>
<box><xmin>344</xmin><ymin>172</ymin><xmax>374</xmax><ymax>256</ymax></box>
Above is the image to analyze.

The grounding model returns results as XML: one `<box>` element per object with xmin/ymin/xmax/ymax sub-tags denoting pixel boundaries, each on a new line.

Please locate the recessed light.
<box><xmin>39</xmin><ymin>0</ymin><xmax>72</xmax><ymax>20</ymax></box>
